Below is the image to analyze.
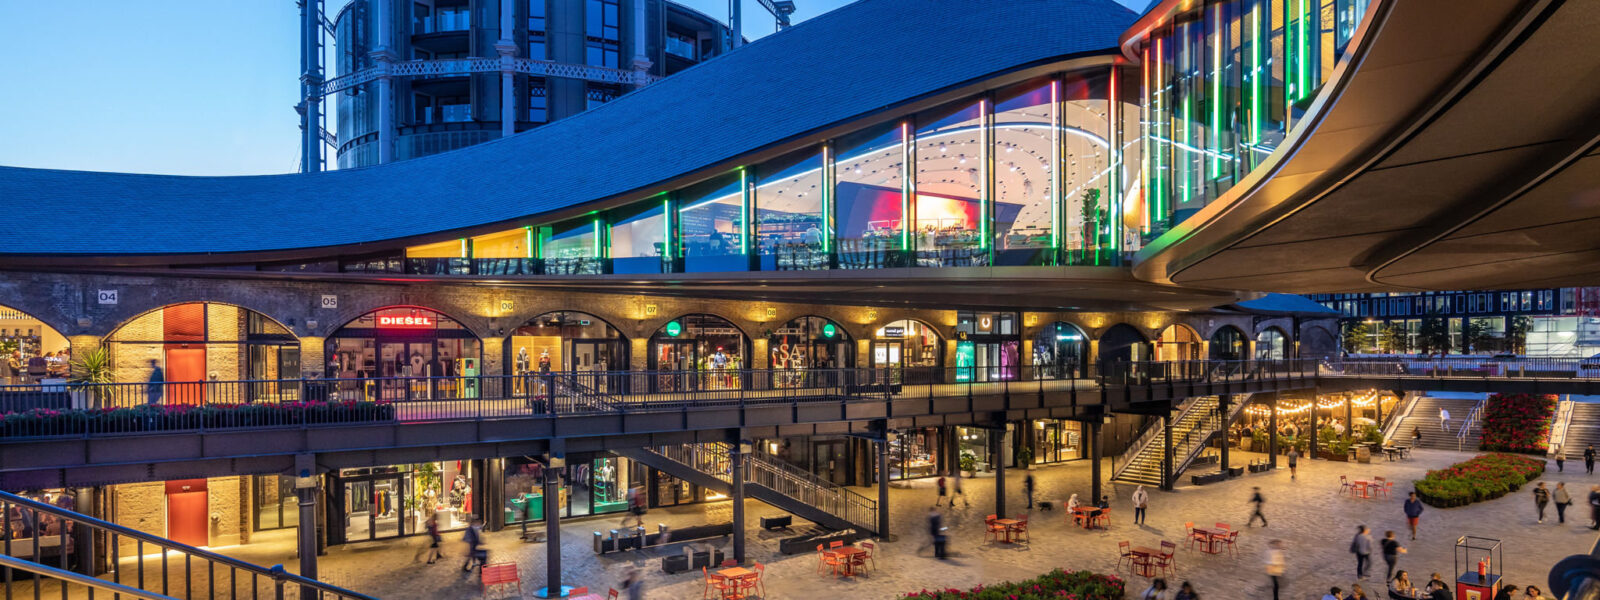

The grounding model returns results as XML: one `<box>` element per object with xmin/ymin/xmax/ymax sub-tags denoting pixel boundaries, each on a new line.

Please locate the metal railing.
<box><xmin>1101</xmin><ymin>359</ymin><xmax>1320</xmax><ymax>386</ymax></box>
<box><xmin>647</xmin><ymin>443</ymin><xmax>878</xmax><ymax>533</ymax></box>
<box><xmin>1331</xmin><ymin>356</ymin><xmax>1600</xmax><ymax>380</ymax></box>
<box><xmin>1458</xmin><ymin>397</ymin><xmax>1487</xmax><ymax>452</ymax></box>
<box><xmin>0</xmin><ymin>490</ymin><xmax>378</xmax><ymax>600</ymax></box>
<box><xmin>0</xmin><ymin>367</ymin><xmax>1098</xmax><ymax>440</ymax></box>
<box><xmin>0</xmin><ymin>554</ymin><xmax>177</xmax><ymax>600</ymax></box>
<box><xmin>1111</xmin><ymin>395</ymin><xmax>1210</xmax><ymax>481</ymax></box>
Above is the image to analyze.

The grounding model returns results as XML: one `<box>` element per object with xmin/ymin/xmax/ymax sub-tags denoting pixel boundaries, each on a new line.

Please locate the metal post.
<box><xmin>1218</xmin><ymin>395</ymin><xmax>1231</xmax><ymax>475</ymax></box>
<box><xmin>371</xmin><ymin>0</ymin><xmax>394</xmax><ymax>164</ymax></box>
<box><xmin>298</xmin><ymin>0</ymin><xmax>323</xmax><ymax>173</ymax></box>
<box><xmin>1310</xmin><ymin>405</ymin><xmax>1320</xmax><ymax>458</ymax></box>
<box><xmin>731</xmin><ymin>444</ymin><xmax>746</xmax><ymax>563</ymax></box>
<box><xmin>1345</xmin><ymin>395</ymin><xmax>1354</xmax><ymax>441</ymax></box>
<box><xmin>1269</xmin><ymin>399</ymin><xmax>1279</xmax><ymax>468</ymax></box>
<box><xmin>877</xmin><ymin>438</ymin><xmax>890</xmax><ymax>538</ymax></box>
<box><xmin>993</xmin><ymin>430</ymin><xmax>1006</xmax><ymax>517</ymax></box>
<box><xmin>1089</xmin><ymin>420</ymin><xmax>1103</xmax><ymax>503</ymax></box>
<box><xmin>496</xmin><ymin>0</ymin><xmax>517</xmax><ymax>139</ymax></box>
<box><xmin>1162</xmin><ymin>416</ymin><xmax>1174</xmax><ymax>491</ymax></box>
<box><xmin>543</xmin><ymin>458</ymin><xmax>562</xmax><ymax>597</ymax></box>
<box><xmin>296</xmin><ymin>483</ymin><xmax>318</xmax><ymax>590</ymax></box>
<box><xmin>730</xmin><ymin>0</ymin><xmax>743</xmax><ymax>49</ymax></box>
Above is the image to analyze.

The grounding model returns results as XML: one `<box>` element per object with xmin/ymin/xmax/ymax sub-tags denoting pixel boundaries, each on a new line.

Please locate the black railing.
<box><xmin>0</xmin><ymin>490</ymin><xmax>378</xmax><ymax>600</ymax></box>
<box><xmin>1099</xmin><ymin>359</ymin><xmax>1321</xmax><ymax>386</ymax></box>
<box><xmin>1330</xmin><ymin>357</ymin><xmax>1600</xmax><ymax>380</ymax></box>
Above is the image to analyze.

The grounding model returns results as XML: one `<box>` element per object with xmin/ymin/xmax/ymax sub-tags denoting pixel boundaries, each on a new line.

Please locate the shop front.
<box><xmin>872</xmin><ymin>320</ymin><xmax>942</xmax><ymax>384</ymax></box>
<box><xmin>887</xmin><ymin>427</ymin><xmax>942</xmax><ymax>480</ymax></box>
<box><xmin>324</xmin><ymin>306</ymin><xmax>482</xmax><ymax>400</ymax></box>
<box><xmin>0</xmin><ymin>305</ymin><xmax>71</xmax><ymax>385</ymax></box>
<box><xmin>501</xmin><ymin>455</ymin><xmax>632</xmax><ymax>525</ymax></box>
<box><xmin>104</xmin><ymin>303</ymin><xmax>300</xmax><ymax>402</ymax></box>
<box><xmin>1031</xmin><ymin>321</ymin><xmax>1088</xmax><ymax>380</ymax></box>
<box><xmin>506</xmin><ymin>311</ymin><xmax>628</xmax><ymax>394</ymax></box>
<box><xmin>328</xmin><ymin>461</ymin><xmax>477</xmax><ymax>545</ymax></box>
<box><xmin>1029</xmin><ymin>419</ymin><xmax>1084</xmax><ymax>463</ymax></box>
<box><xmin>768</xmin><ymin>316</ymin><xmax>852</xmax><ymax>387</ymax></box>
<box><xmin>955</xmin><ymin>311</ymin><xmax>1020</xmax><ymax>382</ymax></box>
<box><xmin>648</xmin><ymin>314</ymin><xmax>748</xmax><ymax>391</ymax></box>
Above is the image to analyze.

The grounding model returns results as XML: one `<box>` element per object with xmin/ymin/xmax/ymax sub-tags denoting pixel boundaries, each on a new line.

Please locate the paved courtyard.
<box><xmin>189</xmin><ymin>447</ymin><xmax>1599</xmax><ymax>600</ymax></box>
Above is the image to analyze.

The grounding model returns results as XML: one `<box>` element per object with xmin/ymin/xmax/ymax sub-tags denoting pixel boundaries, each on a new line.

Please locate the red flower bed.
<box><xmin>1478</xmin><ymin>393</ymin><xmax>1556</xmax><ymax>454</ymax></box>
<box><xmin>901</xmin><ymin>570</ymin><xmax>1125</xmax><ymax>600</ymax></box>
<box><xmin>1414</xmin><ymin>453</ymin><xmax>1545</xmax><ymax>508</ymax></box>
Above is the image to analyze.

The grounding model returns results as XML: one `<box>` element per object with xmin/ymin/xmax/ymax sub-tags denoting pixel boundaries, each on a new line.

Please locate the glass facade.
<box><xmin>1032</xmin><ymin>321</ymin><xmax>1088</xmax><ymax>379</ymax></box>
<box><xmin>769</xmin><ymin>316</ymin><xmax>853</xmax><ymax>385</ymax></box>
<box><xmin>835</xmin><ymin>123</ymin><xmax>908</xmax><ymax>269</ymax></box>
<box><xmin>755</xmin><ymin>147</ymin><xmax>829</xmax><ymax>271</ymax></box>
<box><xmin>1255</xmin><ymin>327</ymin><xmax>1288</xmax><ymax>360</ymax></box>
<box><xmin>679</xmin><ymin>172</ymin><xmax>748</xmax><ymax>273</ymax></box>
<box><xmin>650</xmin><ymin>314</ymin><xmax>748</xmax><ymax>390</ymax></box>
<box><xmin>324</xmin><ymin>306</ymin><xmax>483</xmax><ymax>400</ymax></box>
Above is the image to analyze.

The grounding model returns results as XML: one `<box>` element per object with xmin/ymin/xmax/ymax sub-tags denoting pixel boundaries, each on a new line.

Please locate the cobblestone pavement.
<box><xmin>82</xmin><ymin>448</ymin><xmax>1596</xmax><ymax>600</ymax></box>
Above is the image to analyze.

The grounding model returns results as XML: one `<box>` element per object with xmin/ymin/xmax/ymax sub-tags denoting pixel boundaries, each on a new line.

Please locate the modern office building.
<box><xmin>329</xmin><ymin>0</ymin><xmax>735</xmax><ymax>168</ymax></box>
<box><xmin>4</xmin><ymin>0</ymin><xmax>1600</xmax><ymax>595</ymax></box>
<box><xmin>1310</xmin><ymin>289</ymin><xmax>1600</xmax><ymax>358</ymax></box>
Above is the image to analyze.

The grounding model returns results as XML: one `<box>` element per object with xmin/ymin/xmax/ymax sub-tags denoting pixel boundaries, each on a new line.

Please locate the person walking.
<box><xmin>1287</xmin><ymin>447</ymin><xmax>1300</xmax><ymax>481</ymax></box>
<box><xmin>1133</xmin><ymin>485</ymin><xmax>1150</xmax><ymax>525</ymax></box>
<box><xmin>1555</xmin><ymin>444</ymin><xmax>1566</xmax><ymax>473</ymax></box>
<box><xmin>424</xmin><ymin>512</ymin><xmax>443</xmax><ymax>564</ymax></box>
<box><xmin>1024</xmin><ymin>473</ymin><xmax>1036</xmax><ymax>509</ymax></box>
<box><xmin>927</xmin><ymin>506</ymin><xmax>948</xmax><ymax>559</ymax></box>
<box><xmin>622</xmin><ymin>568</ymin><xmax>646</xmax><ymax>600</ymax></box>
<box><xmin>1588</xmin><ymin>484</ymin><xmax>1600</xmax><ymax>530</ymax></box>
<box><xmin>1264</xmin><ymin>539</ymin><xmax>1286</xmax><ymax>600</ymax></box>
<box><xmin>1248</xmin><ymin>487</ymin><xmax>1268</xmax><ymax>527</ymax></box>
<box><xmin>1555</xmin><ymin>482</ymin><xmax>1573</xmax><ymax>524</ymax></box>
<box><xmin>1351</xmin><ymin>525</ymin><xmax>1375</xmax><ymax>580</ymax></box>
<box><xmin>1439</xmin><ymin>407</ymin><xmax>1451</xmax><ymax>432</ymax></box>
<box><xmin>1404</xmin><ymin>492</ymin><xmax>1425</xmax><ymax>540</ymax></box>
<box><xmin>951</xmin><ymin>471</ymin><xmax>968</xmax><ymax>508</ymax></box>
<box><xmin>1586</xmin><ymin>445</ymin><xmax>1596</xmax><ymax>475</ymax></box>
<box><xmin>1412</xmin><ymin>426</ymin><xmax>1423</xmax><ymax>448</ymax></box>
<box><xmin>1534</xmin><ymin>482</ymin><xmax>1551</xmax><ymax>523</ymax></box>
<box><xmin>1380</xmin><ymin>530</ymin><xmax>1406</xmax><ymax>582</ymax></box>
<box><xmin>145</xmin><ymin>359</ymin><xmax>165</xmax><ymax>406</ymax></box>
<box><xmin>1174</xmin><ymin>581</ymin><xmax>1200</xmax><ymax>600</ymax></box>
<box><xmin>461</xmin><ymin>516</ymin><xmax>486</xmax><ymax>572</ymax></box>
<box><xmin>934</xmin><ymin>473</ymin><xmax>948</xmax><ymax>507</ymax></box>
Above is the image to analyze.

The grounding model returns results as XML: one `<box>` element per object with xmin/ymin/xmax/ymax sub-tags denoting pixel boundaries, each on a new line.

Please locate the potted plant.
<box><xmin>68</xmin><ymin>347</ymin><xmax>115</xmax><ymax>409</ymax></box>
<box><xmin>1016</xmin><ymin>446</ymin><xmax>1034</xmax><ymax>469</ymax></box>
<box><xmin>958</xmin><ymin>450</ymin><xmax>977</xmax><ymax>477</ymax></box>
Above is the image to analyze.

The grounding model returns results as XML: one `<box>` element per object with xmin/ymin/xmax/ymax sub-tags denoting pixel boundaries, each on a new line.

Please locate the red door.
<box><xmin>164</xmin><ymin>348</ymin><xmax>207</xmax><ymax>404</ymax></box>
<box><xmin>164</xmin><ymin>479</ymin><xmax>208</xmax><ymax>547</ymax></box>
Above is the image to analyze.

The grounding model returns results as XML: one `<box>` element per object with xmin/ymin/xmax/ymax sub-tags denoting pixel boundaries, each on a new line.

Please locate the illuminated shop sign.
<box><xmin>881</xmin><ymin>326</ymin><xmax>905</xmax><ymax>338</ymax></box>
<box><xmin>378</xmin><ymin>315</ymin><xmax>435</xmax><ymax>328</ymax></box>
<box><xmin>822</xmin><ymin>323</ymin><xmax>838</xmax><ymax>339</ymax></box>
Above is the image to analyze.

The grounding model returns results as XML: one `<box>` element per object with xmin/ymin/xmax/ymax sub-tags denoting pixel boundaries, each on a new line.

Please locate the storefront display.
<box><xmin>104</xmin><ymin>303</ymin><xmax>300</xmax><ymax>401</ymax></box>
<box><xmin>1032</xmin><ymin>419</ymin><xmax>1083</xmax><ymax>463</ymax></box>
<box><xmin>507</xmin><ymin>312</ymin><xmax>627</xmax><ymax>393</ymax></box>
<box><xmin>324</xmin><ymin>307</ymin><xmax>482</xmax><ymax>400</ymax></box>
<box><xmin>888</xmin><ymin>427</ymin><xmax>940</xmax><ymax>479</ymax></box>
<box><xmin>873</xmin><ymin>320</ymin><xmax>942</xmax><ymax>384</ymax></box>
<box><xmin>956</xmin><ymin>312</ymin><xmax>1020</xmax><ymax>381</ymax></box>
<box><xmin>502</xmin><ymin>456</ymin><xmax>632</xmax><ymax>525</ymax></box>
<box><xmin>1032</xmin><ymin>322</ymin><xmax>1088</xmax><ymax>379</ymax></box>
<box><xmin>769</xmin><ymin>316</ymin><xmax>852</xmax><ymax>387</ymax></box>
<box><xmin>331</xmin><ymin>461</ymin><xmax>474</xmax><ymax>544</ymax></box>
<box><xmin>649</xmin><ymin>314</ymin><xmax>748</xmax><ymax>391</ymax></box>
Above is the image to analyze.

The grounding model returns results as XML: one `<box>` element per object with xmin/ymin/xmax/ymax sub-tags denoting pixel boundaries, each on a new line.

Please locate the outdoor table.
<box><xmin>1352</xmin><ymin>480</ymin><xmax>1373</xmax><ymax>499</ymax></box>
<box><xmin>993</xmin><ymin>518</ymin><xmax>1020</xmax><ymax>542</ymax></box>
<box><xmin>479</xmin><ymin>563</ymin><xmax>521</xmax><ymax>599</ymax></box>
<box><xmin>829</xmin><ymin>546</ymin><xmax>868</xmax><ymax>577</ymax></box>
<box><xmin>1192</xmin><ymin>528</ymin><xmax>1227</xmax><ymax>554</ymax></box>
<box><xmin>1129</xmin><ymin>546</ymin><xmax>1161</xmax><ymax>577</ymax></box>
<box><xmin>717</xmin><ymin>567</ymin><xmax>756</xmax><ymax>599</ymax></box>
<box><xmin>1072</xmin><ymin>507</ymin><xmax>1100</xmax><ymax>529</ymax></box>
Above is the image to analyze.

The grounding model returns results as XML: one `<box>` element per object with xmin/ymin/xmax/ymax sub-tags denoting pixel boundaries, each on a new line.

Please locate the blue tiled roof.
<box><xmin>0</xmin><ymin>0</ymin><xmax>1134</xmax><ymax>256</ymax></box>
<box><xmin>1229</xmin><ymin>294</ymin><xmax>1339</xmax><ymax>315</ymax></box>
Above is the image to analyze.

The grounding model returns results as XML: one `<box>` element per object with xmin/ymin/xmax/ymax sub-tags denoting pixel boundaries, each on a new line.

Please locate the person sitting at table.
<box><xmin>1345</xmin><ymin>583</ymin><xmax>1370</xmax><ymax>600</ymax></box>
<box><xmin>1392</xmin><ymin>570</ymin><xmax>1419</xmax><ymax>598</ymax></box>
<box><xmin>1066</xmin><ymin>493</ymin><xmax>1082</xmax><ymax>524</ymax></box>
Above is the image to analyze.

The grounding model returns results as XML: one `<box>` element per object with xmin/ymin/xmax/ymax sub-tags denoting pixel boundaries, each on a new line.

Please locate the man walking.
<box><xmin>1265</xmin><ymin>539</ymin><xmax>1286</xmax><ymax>600</ymax></box>
<box><xmin>1439</xmin><ymin>407</ymin><xmax>1451</xmax><ymax>432</ymax></box>
<box><xmin>1287</xmin><ymin>447</ymin><xmax>1300</xmax><ymax>481</ymax></box>
<box><xmin>1024</xmin><ymin>473</ymin><xmax>1036</xmax><ymax>509</ymax></box>
<box><xmin>1555</xmin><ymin>482</ymin><xmax>1573</xmax><ymax>524</ymax></box>
<box><xmin>145</xmin><ymin>359</ymin><xmax>165</xmax><ymax>406</ymax></box>
<box><xmin>1248</xmin><ymin>487</ymin><xmax>1268</xmax><ymax>527</ymax></box>
<box><xmin>1555</xmin><ymin>444</ymin><xmax>1566</xmax><ymax>472</ymax></box>
<box><xmin>1586</xmin><ymin>445</ymin><xmax>1596</xmax><ymax>475</ymax></box>
<box><xmin>1534</xmin><ymin>481</ymin><xmax>1551</xmax><ymax>523</ymax></box>
<box><xmin>951</xmin><ymin>471</ymin><xmax>968</xmax><ymax>508</ymax></box>
<box><xmin>1132</xmin><ymin>485</ymin><xmax>1150</xmax><ymax>525</ymax></box>
<box><xmin>1380</xmin><ymin>530</ymin><xmax>1406</xmax><ymax>582</ymax></box>
<box><xmin>1351</xmin><ymin>525</ymin><xmax>1374</xmax><ymax>580</ymax></box>
<box><xmin>1403</xmin><ymin>492</ymin><xmax>1425</xmax><ymax>540</ymax></box>
<box><xmin>933</xmin><ymin>473</ymin><xmax>948</xmax><ymax>507</ymax></box>
<box><xmin>927</xmin><ymin>506</ymin><xmax>948</xmax><ymax>559</ymax></box>
<box><xmin>1588</xmin><ymin>485</ymin><xmax>1600</xmax><ymax>531</ymax></box>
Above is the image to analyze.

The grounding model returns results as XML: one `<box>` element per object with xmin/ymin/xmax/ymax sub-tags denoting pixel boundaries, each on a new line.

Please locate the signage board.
<box><xmin>378</xmin><ymin>315</ymin><xmax>435</xmax><ymax>328</ymax></box>
<box><xmin>881</xmin><ymin>326</ymin><xmax>905</xmax><ymax>338</ymax></box>
<box><xmin>96</xmin><ymin>290</ymin><xmax>118</xmax><ymax>305</ymax></box>
<box><xmin>320</xmin><ymin>294</ymin><xmax>337</xmax><ymax>309</ymax></box>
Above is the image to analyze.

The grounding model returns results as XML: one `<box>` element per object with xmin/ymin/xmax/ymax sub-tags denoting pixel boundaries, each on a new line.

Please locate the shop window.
<box><xmin>834</xmin><ymin>122</ymin><xmax>907</xmax><ymax>269</ymax></box>
<box><xmin>649</xmin><ymin>314</ymin><xmax>748</xmax><ymax>391</ymax></box>
<box><xmin>541</xmin><ymin>219</ymin><xmax>604</xmax><ymax>274</ymax></box>
<box><xmin>914</xmin><ymin>98</ymin><xmax>987</xmax><ymax>267</ymax></box>
<box><xmin>679</xmin><ymin>172</ymin><xmax>748</xmax><ymax>273</ymax></box>
<box><xmin>610</xmin><ymin>202</ymin><xmax>670</xmax><ymax>274</ymax></box>
<box><xmin>755</xmin><ymin>147</ymin><xmax>828</xmax><ymax>271</ymax></box>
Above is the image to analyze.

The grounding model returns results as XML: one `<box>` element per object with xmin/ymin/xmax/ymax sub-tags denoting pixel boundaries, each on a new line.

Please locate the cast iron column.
<box><xmin>544</xmin><ymin>456</ymin><xmax>562</xmax><ymax>597</ymax></box>
<box><xmin>296</xmin><ymin>484</ymin><xmax>318</xmax><ymax>584</ymax></box>
<box><xmin>731</xmin><ymin>444</ymin><xmax>746</xmax><ymax>564</ymax></box>
<box><xmin>1218</xmin><ymin>395</ymin><xmax>1231</xmax><ymax>475</ymax></box>
<box><xmin>1089</xmin><ymin>420</ymin><xmax>1103</xmax><ymax>504</ymax></box>
<box><xmin>877</xmin><ymin>438</ymin><xmax>890</xmax><ymax>537</ymax></box>
<box><xmin>1162</xmin><ymin>416</ymin><xmax>1174</xmax><ymax>491</ymax></box>
<box><xmin>993</xmin><ymin>430</ymin><xmax>1006</xmax><ymax>517</ymax></box>
<box><xmin>1346</xmin><ymin>395</ymin><xmax>1354</xmax><ymax>441</ymax></box>
<box><xmin>1311</xmin><ymin>406</ymin><xmax>1320</xmax><ymax>458</ymax></box>
<box><xmin>1269</xmin><ymin>400</ymin><xmax>1279</xmax><ymax>468</ymax></box>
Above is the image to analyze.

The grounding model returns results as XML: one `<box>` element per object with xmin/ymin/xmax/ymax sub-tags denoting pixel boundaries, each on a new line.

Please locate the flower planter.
<box><xmin>900</xmin><ymin>569</ymin><xmax>1124</xmax><ymax>600</ymax></box>
<box><xmin>1414</xmin><ymin>453</ymin><xmax>1544</xmax><ymax>508</ymax></box>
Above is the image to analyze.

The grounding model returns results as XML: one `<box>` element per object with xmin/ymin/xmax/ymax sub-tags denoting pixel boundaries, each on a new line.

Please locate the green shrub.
<box><xmin>1413</xmin><ymin>453</ymin><xmax>1544</xmax><ymax>507</ymax></box>
<box><xmin>901</xmin><ymin>569</ymin><xmax>1125</xmax><ymax>600</ymax></box>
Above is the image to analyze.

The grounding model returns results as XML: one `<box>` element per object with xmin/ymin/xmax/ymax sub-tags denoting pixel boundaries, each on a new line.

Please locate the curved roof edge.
<box><xmin>0</xmin><ymin>0</ymin><xmax>1135</xmax><ymax>258</ymax></box>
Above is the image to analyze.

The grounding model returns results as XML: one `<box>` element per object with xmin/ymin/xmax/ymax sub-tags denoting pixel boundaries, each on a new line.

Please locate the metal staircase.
<box><xmin>1387</xmin><ymin>395</ymin><xmax>1485</xmax><ymax>450</ymax></box>
<box><xmin>617</xmin><ymin>443</ymin><xmax>879</xmax><ymax>534</ymax></box>
<box><xmin>0</xmin><ymin>490</ymin><xmax>376</xmax><ymax>600</ymax></box>
<box><xmin>1112</xmin><ymin>395</ymin><xmax>1250</xmax><ymax>486</ymax></box>
<box><xmin>1557</xmin><ymin>401</ymin><xmax>1600</xmax><ymax>460</ymax></box>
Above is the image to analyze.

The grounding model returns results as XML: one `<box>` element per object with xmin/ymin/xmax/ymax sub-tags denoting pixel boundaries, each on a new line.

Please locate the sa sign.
<box><xmin>96</xmin><ymin>290</ymin><xmax>118</xmax><ymax>305</ymax></box>
<box><xmin>320</xmin><ymin>295</ymin><xmax>338</xmax><ymax>309</ymax></box>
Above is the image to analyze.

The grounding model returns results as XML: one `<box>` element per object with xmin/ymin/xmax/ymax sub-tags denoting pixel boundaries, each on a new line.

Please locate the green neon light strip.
<box><xmin>822</xmin><ymin>145</ymin><xmax>833</xmax><ymax>253</ymax></box>
<box><xmin>901</xmin><ymin>122</ymin><xmax>911</xmax><ymax>250</ymax></box>
<box><xmin>1297</xmin><ymin>0</ymin><xmax>1309</xmax><ymax>103</ymax></box>
<box><xmin>981</xmin><ymin>98</ymin><xmax>991</xmax><ymax>251</ymax></box>
<box><xmin>592</xmin><ymin>218</ymin><xmax>602</xmax><ymax>258</ymax></box>
<box><xmin>1180</xmin><ymin>96</ymin><xmax>1190</xmax><ymax>206</ymax></box>
<box><xmin>1053</xmin><ymin>78</ymin><xmax>1063</xmax><ymax>250</ymax></box>
<box><xmin>661</xmin><ymin>197</ymin><xmax>672</xmax><ymax>259</ymax></box>
<box><xmin>524</xmin><ymin>226</ymin><xmax>533</xmax><ymax>259</ymax></box>
<box><xmin>1106</xmin><ymin>69</ymin><xmax>1119</xmax><ymax>253</ymax></box>
<box><xmin>739</xmin><ymin>168</ymin><xmax>751</xmax><ymax>255</ymax></box>
<box><xmin>1250</xmin><ymin>2</ymin><xmax>1262</xmax><ymax>145</ymax></box>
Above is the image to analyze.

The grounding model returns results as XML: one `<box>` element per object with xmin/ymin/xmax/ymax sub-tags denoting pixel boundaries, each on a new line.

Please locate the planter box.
<box><xmin>1320</xmin><ymin>451</ymin><xmax>1349</xmax><ymax>462</ymax></box>
<box><xmin>1190</xmin><ymin>472</ymin><xmax>1228</xmax><ymax>486</ymax></box>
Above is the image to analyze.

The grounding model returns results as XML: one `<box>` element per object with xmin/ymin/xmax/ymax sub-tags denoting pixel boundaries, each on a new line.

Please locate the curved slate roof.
<box><xmin>0</xmin><ymin>0</ymin><xmax>1134</xmax><ymax>256</ymax></box>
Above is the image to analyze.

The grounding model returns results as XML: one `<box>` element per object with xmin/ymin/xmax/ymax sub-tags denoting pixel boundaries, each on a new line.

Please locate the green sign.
<box><xmin>665</xmin><ymin>320</ymin><xmax>683</xmax><ymax>337</ymax></box>
<box><xmin>822</xmin><ymin>323</ymin><xmax>837</xmax><ymax>339</ymax></box>
<box><xmin>955</xmin><ymin>341</ymin><xmax>975</xmax><ymax>382</ymax></box>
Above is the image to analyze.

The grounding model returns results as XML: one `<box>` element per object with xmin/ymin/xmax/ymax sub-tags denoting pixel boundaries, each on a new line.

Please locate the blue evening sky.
<box><xmin>0</xmin><ymin>0</ymin><xmax>1145</xmax><ymax>176</ymax></box>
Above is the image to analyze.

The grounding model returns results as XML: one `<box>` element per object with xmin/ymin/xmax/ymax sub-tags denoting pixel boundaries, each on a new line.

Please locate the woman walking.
<box><xmin>1534</xmin><ymin>482</ymin><xmax>1551</xmax><ymax>524</ymax></box>
<box><xmin>1132</xmin><ymin>485</ymin><xmax>1150</xmax><ymax>525</ymax></box>
<box><xmin>1555</xmin><ymin>482</ymin><xmax>1573</xmax><ymax>524</ymax></box>
<box><xmin>424</xmin><ymin>512</ymin><xmax>443</xmax><ymax>564</ymax></box>
<box><xmin>1265</xmin><ymin>540</ymin><xmax>1286</xmax><ymax>600</ymax></box>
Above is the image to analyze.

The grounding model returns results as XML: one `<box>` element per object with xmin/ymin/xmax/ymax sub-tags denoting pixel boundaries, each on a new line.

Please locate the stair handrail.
<box><xmin>1112</xmin><ymin>395</ymin><xmax>1209</xmax><ymax>481</ymax></box>
<box><xmin>0</xmin><ymin>489</ymin><xmax>380</xmax><ymax>600</ymax></box>
<box><xmin>742</xmin><ymin>452</ymin><xmax>878</xmax><ymax>531</ymax></box>
<box><xmin>1381</xmin><ymin>393</ymin><xmax>1422</xmax><ymax>443</ymax></box>
<box><xmin>1174</xmin><ymin>394</ymin><xmax>1253</xmax><ymax>476</ymax></box>
<box><xmin>1550</xmin><ymin>397</ymin><xmax>1575</xmax><ymax>457</ymax></box>
<box><xmin>0</xmin><ymin>554</ymin><xmax>178</xmax><ymax>600</ymax></box>
<box><xmin>1458</xmin><ymin>397</ymin><xmax>1487</xmax><ymax>452</ymax></box>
